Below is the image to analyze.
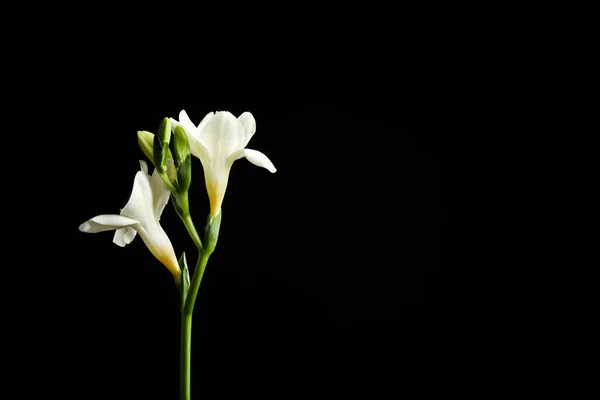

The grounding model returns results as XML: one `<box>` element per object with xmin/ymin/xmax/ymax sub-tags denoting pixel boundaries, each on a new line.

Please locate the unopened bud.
<box><xmin>173</xmin><ymin>125</ymin><xmax>192</xmax><ymax>192</ymax></box>
<box><xmin>137</xmin><ymin>130</ymin><xmax>155</xmax><ymax>164</ymax></box>
<box><xmin>153</xmin><ymin>117</ymin><xmax>171</xmax><ymax>174</ymax></box>
<box><xmin>173</xmin><ymin>125</ymin><xmax>191</xmax><ymax>163</ymax></box>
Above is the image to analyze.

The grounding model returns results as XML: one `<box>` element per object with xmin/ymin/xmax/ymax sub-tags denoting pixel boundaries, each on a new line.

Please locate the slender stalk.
<box><xmin>184</xmin><ymin>251</ymin><xmax>211</xmax><ymax>315</ymax></box>
<box><xmin>182</xmin><ymin>213</ymin><xmax>203</xmax><ymax>252</ymax></box>
<box><xmin>180</xmin><ymin>313</ymin><xmax>192</xmax><ymax>400</ymax></box>
<box><xmin>174</xmin><ymin>191</ymin><xmax>203</xmax><ymax>252</ymax></box>
<box><xmin>180</xmin><ymin>250</ymin><xmax>212</xmax><ymax>400</ymax></box>
<box><xmin>179</xmin><ymin>210</ymin><xmax>220</xmax><ymax>400</ymax></box>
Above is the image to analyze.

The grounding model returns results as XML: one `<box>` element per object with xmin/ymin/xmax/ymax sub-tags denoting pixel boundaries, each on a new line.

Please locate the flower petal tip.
<box><xmin>112</xmin><ymin>240</ymin><xmax>127</xmax><ymax>248</ymax></box>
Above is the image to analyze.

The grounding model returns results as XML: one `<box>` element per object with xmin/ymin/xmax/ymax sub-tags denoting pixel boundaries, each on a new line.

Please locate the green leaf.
<box><xmin>178</xmin><ymin>252</ymin><xmax>191</xmax><ymax>310</ymax></box>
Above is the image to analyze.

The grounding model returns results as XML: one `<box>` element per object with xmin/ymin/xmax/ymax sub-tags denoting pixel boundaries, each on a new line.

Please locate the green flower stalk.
<box><xmin>179</xmin><ymin>210</ymin><xmax>221</xmax><ymax>400</ymax></box>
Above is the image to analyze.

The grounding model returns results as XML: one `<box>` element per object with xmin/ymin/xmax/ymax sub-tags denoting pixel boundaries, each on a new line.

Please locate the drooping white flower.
<box><xmin>170</xmin><ymin>110</ymin><xmax>276</xmax><ymax>216</ymax></box>
<box><xmin>79</xmin><ymin>161</ymin><xmax>181</xmax><ymax>282</ymax></box>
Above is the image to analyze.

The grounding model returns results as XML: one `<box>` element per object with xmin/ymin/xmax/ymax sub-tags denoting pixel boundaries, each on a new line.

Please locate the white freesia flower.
<box><xmin>170</xmin><ymin>110</ymin><xmax>276</xmax><ymax>216</ymax></box>
<box><xmin>79</xmin><ymin>161</ymin><xmax>181</xmax><ymax>282</ymax></box>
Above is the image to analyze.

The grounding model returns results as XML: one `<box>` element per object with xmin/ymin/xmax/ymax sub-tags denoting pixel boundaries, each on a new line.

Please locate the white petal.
<box><xmin>79</xmin><ymin>215</ymin><xmax>140</xmax><ymax>233</ymax></box>
<box><xmin>230</xmin><ymin>148</ymin><xmax>245</xmax><ymax>162</ymax></box>
<box><xmin>136</xmin><ymin>223</ymin><xmax>180</xmax><ymax>281</ymax></box>
<box><xmin>182</xmin><ymin>130</ymin><xmax>211</xmax><ymax>162</ymax></box>
<box><xmin>139</xmin><ymin>160</ymin><xmax>148</xmax><ymax>174</ymax></box>
<box><xmin>199</xmin><ymin>111</ymin><xmax>246</xmax><ymax>161</ymax></box>
<box><xmin>120</xmin><ymin>170</ymin><xmax>155</xmax><ymax>226</ymax></box>
<box><xmin>238</xmin><ymin>112</ymin><xmax>256</xmax><ymax>146</ymax></box>
<box><xmin>150</xmin><ymin>168</ymin><xmax>170</xmax><ymax>219</ymax></box>
<box><xmin>172</xmin><ymin>112</ymin><xmax>211</xmax><ymax>161</ymax></box>
<box><xmin>81</xmin><ymin>166</ymin><xmax>180</xmax><ymax>281</ymax></box>
<box><xmin>113</xmin><ymin>226</ymin><xmax>137</xmax><ymax>247</ymax></box>
<box><xmin>178</xmin><ymin>110</ymin><xmax>198</xmax><ymax>135</ymax></box>
<box><xmin>169</xmin><ymin>117</ymin><xmax>183</xmax><ymax>133</ymax></box>
<box><xmin>197</xmin><ymin>111</ymin><xmax>215</xmax><ymax>131</ymax></box>
<box><xmin>240</xmin><ymin>149</ymin><xmax>277</xmax><ymax>173</ymax></box>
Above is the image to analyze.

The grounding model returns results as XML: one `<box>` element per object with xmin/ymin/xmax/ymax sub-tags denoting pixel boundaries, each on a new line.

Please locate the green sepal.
<box><xmin>204</xmin><ymin>210</ymin><xmax>222</xmax><ymax>256</ymax></box>
<box><xmin>172</xmin><ymin>191</ymin><xmax>189</xmax><ymax>218</ymax></box>
<box><xmin>178</xmin><ymin>252</ymin><xmax>191</xmax><ymax>310</ymax></box>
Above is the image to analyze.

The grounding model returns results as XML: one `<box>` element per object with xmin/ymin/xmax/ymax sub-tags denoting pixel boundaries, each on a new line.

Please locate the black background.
<box><xmin>68</xmin><ymin>104</ymin><xmax>440</xmax><ymax>397</ymax></box>
<box><xmin>20</xmin><ymin>17</ymin><xmax>445</xmax><ymax>398</ymax></box>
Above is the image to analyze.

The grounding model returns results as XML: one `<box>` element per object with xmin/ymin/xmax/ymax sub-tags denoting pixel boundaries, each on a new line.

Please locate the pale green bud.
<box><xmin>137</xmin><ymin>130</ymin><xmax>155</xmax><ymax>164</ymax></box>
<box><xmin>153</xmin><ymin>117</ymin><xmax>171</xmax><ymax>174</ymax></box>
<box><xmin>173</xmin><ymin>125</ymin><xmax>191</xmax><ymax>193</ymax></box>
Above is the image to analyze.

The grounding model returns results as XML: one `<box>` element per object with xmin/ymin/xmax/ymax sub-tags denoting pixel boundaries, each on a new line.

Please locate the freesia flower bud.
<box><xmin>154</xmin><ymin>117</ymin><xmax>172</xmax><ymax>174</ymax></box>
<box><xmin>174</xmin><ymin>125</ymin><xmax>192</xmax><ymax>192</ymax></box>
<box><xmin>173</xmin><ymin>125</ymin><xmax>191</xmax><ymax>162</ymax></box>
<box><xmin>137</xmin><ymin>130</ymin><xmax>155</xmax><ymax>163</ymax></box>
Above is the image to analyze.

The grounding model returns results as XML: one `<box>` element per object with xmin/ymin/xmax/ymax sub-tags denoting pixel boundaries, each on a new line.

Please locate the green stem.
<box><xmin>184</xmin><ymin>251</ymin><xmax>211</xmax><ymax>315</ymax></box>
<box><xmin>182</xmin><ymin>214</ymin><xmax>203</xmax><ymax>252</ymax></box>
<box><xmin>180</xmin><ymin>250</ymin><xmax>212</xmax><ymax>400</ymax></box>
<box><xmin>180</xmin><ymin>313</ymin><xmax>192</xmax><ymax>400</ymax></box>
<box><xmin>174</xmin><ymin>192</ymin><xmax>203</xmax><ymax>252</ymax></box>
<box><xmin>159</xmin><ymin>171</ymin><xmax>178</xmax><ymax>193</ymax></box>
<box><xmin>179</xmin><ymin>211</ymin><xmax>220</xmax><ymax>400</ymax></box>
